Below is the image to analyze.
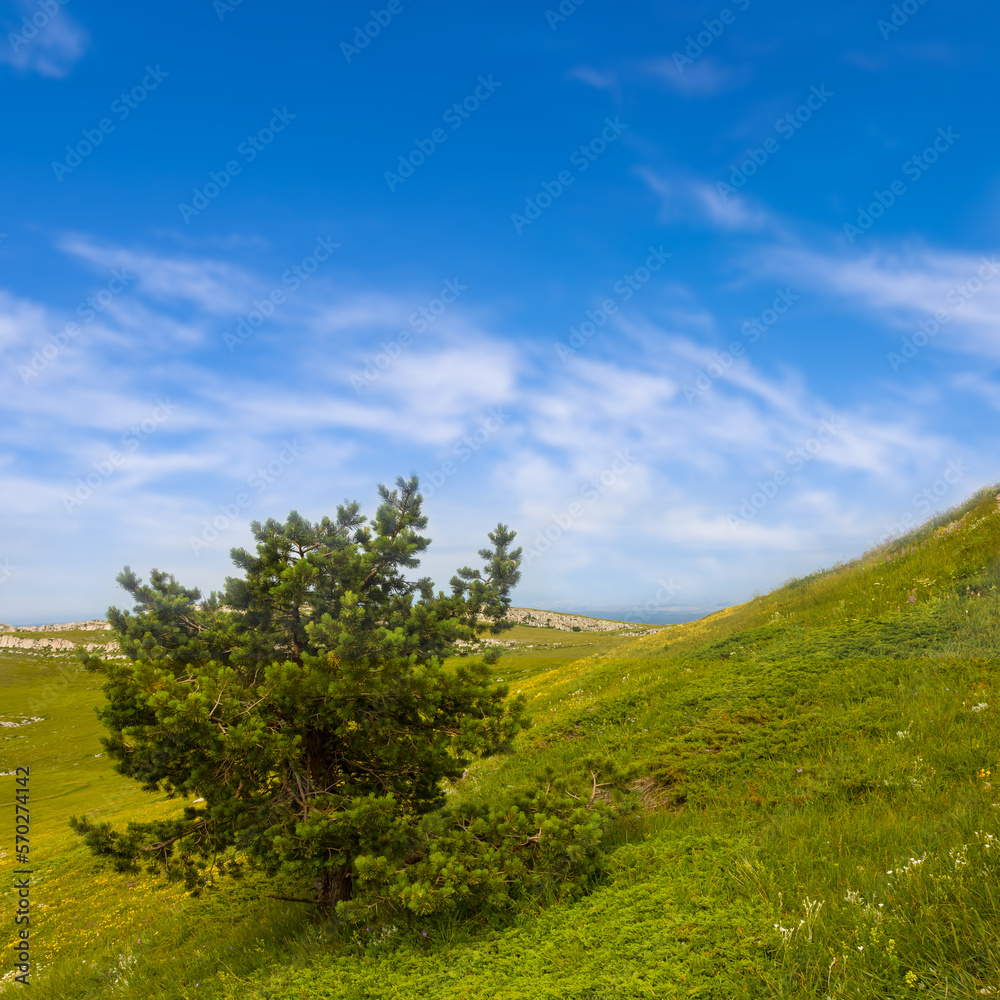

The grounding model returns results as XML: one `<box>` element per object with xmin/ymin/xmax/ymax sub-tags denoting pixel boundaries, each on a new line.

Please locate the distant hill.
<box><xmin>502</xmin><ymin>607</ymin><xmax>659</xmax><ymax>632</ymax></box>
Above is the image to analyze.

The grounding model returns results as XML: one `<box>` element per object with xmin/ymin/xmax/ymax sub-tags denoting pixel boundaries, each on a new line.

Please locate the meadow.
<box><xmin>2</xmin><ymin>484</ymin><xmax>999</xmax><ymax>998</ymax></box>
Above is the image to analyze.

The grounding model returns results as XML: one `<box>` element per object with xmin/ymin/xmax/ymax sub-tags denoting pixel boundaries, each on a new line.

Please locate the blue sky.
<box><xmin>1</xmin><ymin>0</ymin><xmax>998</xmax><ymax>626</ymax></box>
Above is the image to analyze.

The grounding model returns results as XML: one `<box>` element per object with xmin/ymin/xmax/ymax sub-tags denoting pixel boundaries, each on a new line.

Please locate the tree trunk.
<box><xmin>315</xmin><ymin>865</ymin><xmax>352</xmax><ymax>917</ymax></box>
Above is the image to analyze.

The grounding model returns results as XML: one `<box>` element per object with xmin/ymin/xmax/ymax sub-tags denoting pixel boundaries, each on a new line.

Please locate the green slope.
<box><xmin>4</xmin><ymin>484</ymin><xmax>1000</xmax><ymax>999</ymax></box>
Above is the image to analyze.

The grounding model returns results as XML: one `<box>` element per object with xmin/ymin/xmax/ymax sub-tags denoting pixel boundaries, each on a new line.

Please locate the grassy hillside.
<box><xmin>2</xmin><ymin>484</ymin><xmax>999</xmax><ymax>998</ymax></box>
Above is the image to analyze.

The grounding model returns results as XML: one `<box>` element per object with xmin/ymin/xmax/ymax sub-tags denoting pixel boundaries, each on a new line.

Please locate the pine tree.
<box><xmin>70</xmin><ymin>476</ymin><xmax>529</xmax><ymax>914</ymax></box>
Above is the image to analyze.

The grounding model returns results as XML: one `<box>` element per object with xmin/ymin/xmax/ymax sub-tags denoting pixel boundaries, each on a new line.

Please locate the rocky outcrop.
<box><xmin>503</xmin><ymin>608</ymin><xmax>657</xmax><ymax>633</ymax></box>
<box><xmin>0</xmin><ymin>619</ymin><xmax>114</xmax><ymax>651</ymax></box>
<box><xmin>0</xmin><ymin>619</ymin><xmax>110</xmax><ymax>633</ymax></box>
<box><xmin>0</xmin><ymin>634</ymin><xmax>116</xmax><ymax>652</ymax></box>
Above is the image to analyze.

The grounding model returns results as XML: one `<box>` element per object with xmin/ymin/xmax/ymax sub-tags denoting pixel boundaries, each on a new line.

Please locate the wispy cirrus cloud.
<box><xmin>951</xmin><ymin>371</ymin><xmax>1000</xmax><ymax>411</ymax></box>
<box><xmin>566</xmin><ymin>65</ymin><xmax>618</xmax><ymax>92</ymax></box>
<box><xmin>755</xmin><ymin>243</ymin><xmax>1000</xmax><ymax>360</ymax></box>
<box><xmin>635</xmin><ymin>161</ymin><xmax>1000</xmax><ymax>368</ymax></box>
<box><xmin>58</xmin><ymin>236</ymin><xmax>256</xmax><ymax>314</ymax></box>
<box><xmin>640</xmin><ymin>55</ymin><xmax>752</xmax><ymax>97</ymax></box>
<box><xmin>567</xmin><ymin>54</ymin><xmax>749</xmax><ymax>99</ymax></box>
<box><xmin>634</xmin><ymin>165</ymin><xmax>781</xmax><ymax>234</ymax></box>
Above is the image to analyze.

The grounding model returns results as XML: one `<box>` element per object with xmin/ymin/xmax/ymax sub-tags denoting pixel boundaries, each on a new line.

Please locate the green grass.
<box><xmin>4</xmin><ymin>484</ymin><xmax>1000</xmax><ymax>997</ymax></box>
<box><xmin>0</xmin><ymin>629</ymin><xmax>116</xmax><ymax>645</ymax></box>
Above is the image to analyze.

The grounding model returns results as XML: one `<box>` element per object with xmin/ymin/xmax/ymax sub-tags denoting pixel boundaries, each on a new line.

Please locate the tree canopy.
<box><xmin>71</xmin><ymin>476</ymin><xmax>612</xmax><ymax>919</ymax></box>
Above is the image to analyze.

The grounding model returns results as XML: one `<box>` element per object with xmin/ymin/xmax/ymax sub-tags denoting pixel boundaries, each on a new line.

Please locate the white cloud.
<box><xmin>0</xmin><ymin>290</ymin><xmax>52</xmax><ymax>354</ymax></box>
<box><xmin>375</xmin><ymin>342</ymin><xmax>518</xmax><ymax>436</ymax></box>
<box><xmin>640</xmin><ymin>55</ymin><xmax>751</xmax><ymax>97</ymax></box>
<box><xmin>59</xmin><ymin>236</ymin><xmax>256</xmax><ymax>314</ymax></box>
<box><xmin>492</xmin><ymin>328</ymin><xmax>958</xmax><ymax>599</ymax></box>
<box><xmin>690</xmin><ymin>182</ymin><xmax>775</xmax><ymax>232</ymax></box>
<box><xmin>951</xmin><ymin>371</ymin><xmax>1000</xmax><ymax>411</ymax></box>
<box><xmin>756</xmin><ymin>243</ymin><xmax>1000</xmax><ymax>360</ymax></box>
<box><xmin>0</xmin><ymin>2</ymin><xmax>87</xmax><ymax>78</ymax></box>
<box><xmin>634</xmin><ymin>165</ymin><xmax>782</xmax><ymax>235</ymax></box>
<box><xmin>566</xmin><ymin>65</ymin><xmax>618</xmax><ymax>92</ymax></box>
<box><xmin>308</xmin><ymin>297</ymin><xmax>411</xmax><ymax>334</ymax></box>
